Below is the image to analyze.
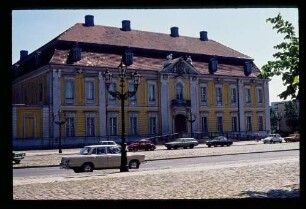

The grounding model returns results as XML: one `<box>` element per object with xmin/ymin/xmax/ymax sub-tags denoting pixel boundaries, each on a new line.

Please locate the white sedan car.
<box><xmin>262</xmin><ymin>134</ymin><xmax>283</xmax><ymax>144</ymax></box>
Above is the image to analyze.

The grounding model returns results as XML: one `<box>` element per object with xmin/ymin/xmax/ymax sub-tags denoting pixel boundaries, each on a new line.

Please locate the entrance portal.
<box><xmin>175</xmin><ymin>114</ymin><xmax>187</xmax><ymax>133</ymax></box>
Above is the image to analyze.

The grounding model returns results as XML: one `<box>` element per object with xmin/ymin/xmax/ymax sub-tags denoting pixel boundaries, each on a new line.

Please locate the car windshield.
<box><xmin>80</xmin><ymin>147</ymin><xmax>91</xmax><ymax>155</ymax></box>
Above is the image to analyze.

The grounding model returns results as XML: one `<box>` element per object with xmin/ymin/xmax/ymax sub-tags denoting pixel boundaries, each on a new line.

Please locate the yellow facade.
<box><xmin>16</xmin><ymin>107</ymin><xmax>42</xmax><ymax>138</ymax></box>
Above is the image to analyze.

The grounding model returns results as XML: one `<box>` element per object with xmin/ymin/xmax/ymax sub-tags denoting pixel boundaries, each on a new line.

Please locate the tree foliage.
<box><xmin>270</xmin><ymin>107</ymin><xmax>279</xmax><ymax>133</ymax></box>
<box><xmin>258</xmin><ymin>13</ymin><xmax>299</xmax><ymax>100</ymax></box>
<box><xmin>284</xmin><ymin>101</ymin><xmax>299</xmax><ymax>133</ymax></box>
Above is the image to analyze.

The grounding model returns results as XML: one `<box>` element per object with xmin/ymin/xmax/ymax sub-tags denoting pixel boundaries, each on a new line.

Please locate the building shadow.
<box><xmin>239</xmin><ymin>187</ymin><xmax>300</xmax><ymax>198</ymax></box>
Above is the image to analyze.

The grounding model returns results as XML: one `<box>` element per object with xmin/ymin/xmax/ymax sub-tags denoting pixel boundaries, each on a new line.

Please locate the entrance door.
<box><xmin>175</xmin><ymin>114</ymin><xmax>187</xmax><ymax>133</ymax></box>
<box><xmin>24</xmin><ymin>117</ymin><xmax>35</xmax><ymax>138</ymax></box>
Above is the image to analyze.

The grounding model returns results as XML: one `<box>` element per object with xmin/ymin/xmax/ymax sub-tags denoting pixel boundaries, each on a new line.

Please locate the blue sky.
<box><xmin>12</xmin><ymin>8</ymin><xmax>299</xmax><ymax>104</ymax></box>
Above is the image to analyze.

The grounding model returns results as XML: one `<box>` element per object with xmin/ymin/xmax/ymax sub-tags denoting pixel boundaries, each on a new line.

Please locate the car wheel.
<box><xmin>183</xmin><ymin>147</ymin><xmax>187</xmax><ymax>149</ymax></box>
<box><xmin>207</xmin><ymin>144</ymin><xmax>211</xmax><ymax>147</ymax></box>
<box><xmin>82</xmin><ymin>163</ymin><xmax>93</xmax><ymax>172</ymax></box>
<box><xmin>214</xmin><ymin>144</ymin><xmax>217</xmax><ymax>147</ymax></box>
<box><xmin>129</xmin><ymin>160</ymin><xmax>140</xmax><ymax>169</ymax></box>
<box><xmin>14</xmin><ymin>160</ymin><xmax>20</xmax><ymax>164</ymax></box>
<box><xmin>73</xmin><ymin>168</ymin><xmax>82</xmax><ymax>173</ymax></box>
<box><xmin>221</xmin><ymin>144</ymin><xmax>224</xmax><ymax>147</ymax></box>
<box><xmin>167</xmin><ymin>147</ymin><xmax>171</xmax><ymax>150</ymax></box>
<box><xmin>174</xmin><ymin>146</ymin><xmax>178</xmax><ymax>149</ymax></box>
<box><xmin>227</xmin><ymin>143</ymin><xmax>231</xmax><ymax>146</ymax></box>
<box><xmin>189</xmin><ymin>145</ymin><xmax>194</xmax><ymax>149</ymax></box>
<box><xmin>270</xmin><ymin>140</ymin><xmax>274</xmax><ymax>144</ymax></box>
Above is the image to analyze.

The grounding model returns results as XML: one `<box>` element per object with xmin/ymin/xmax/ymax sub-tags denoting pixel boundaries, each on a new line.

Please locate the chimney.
<box><xmin>121</xmin><ymin>20</ymin><xmax>131</xmax><ymax>31</ymax></box>
<box><xmin>84</xmin><ymin>15</ymin><xmax>94</xmax><ymax>27</ymax></box>
<box><xmin>20</xmin><ymin>50</ymin><xmax>28</xmax><ymax>60</ymax></box>
<box><xmin>200</xmin><ymin>31</ymin><xmax>208</xmax><ymax>41</ymax></box>
<box><xmin>170</xmin><ymin>27</ymin><xmax>179</xmax><ymax>37</ymax></box>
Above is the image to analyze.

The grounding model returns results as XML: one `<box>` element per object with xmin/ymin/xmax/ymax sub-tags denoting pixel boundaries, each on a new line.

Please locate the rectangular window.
<box><xmin>231</xmin><ymin>88</ymin><xmax>237</xmax><ymax>104</ymax></box>
<box><xmin>258</xmin><ymin>116</ymin><xmax>263</xmax><ymax>131</ymax></box>
<box><xmin>149</xmin><ymin>117</ymin><xmax>157</xmax><ymax>135</ymax></box>
<box><xmin>65</xmin><ymin>113</ymin><xmax>75</xmax><ymax>137</ymax></box>
<box><xmin>246</xmin><ymin>88</ymin><xmax>251</xmax><ymax>104</ymax></box>
<box><xmin>109</xmin><ymin>117</ymin><xmax>117</xmax><ymax>135</ymax></box>
<box><xmin>148</xmin><ymin>84</ymin><xmax>156</xmax><ymax>102</ymax></box>
<box><xmin>85</xmin><ymin>80</ymin><xmax>94</xmax><ymax>101</ymax></box>
<box><xmin>216</xmin><ymin>87</ymin><xmax>222</xmax><ymax>106</ymax></box>
<box><xmin>86</xmin><ymin>113</ymin><xmax>95</xmax><ymax>136</ymax></box>
<box><xmin>129</xmin><ymin>116</ymin><xmax>138</xmax><ymax>135</ymax></box>
<box><xmin>108</xmin><ymin>83</ymin><xmax>117</xmax><ymax>101</ymax></box>
<box><xmin>65</xmin><ymin>79</ymin><xmax>75</xmax><ymax>103</ymax></box>
<box><xmin>201</xmin><ymin>86</ymin><xmax>207</xmax><ymax>103</ymax></box>
<box><xmin>128</xmin><ymin>83</ymin><xmax>137</xmax><ymax>103</ymax></box>
<box><xmin>257</xmin><ymin>88</ymin><xmax>263</xmax><ymax>104</ymax></box>
<box><xmin>247</xmin><ymin>116</ymin><xmax>252</xmax><ymax>131</ymax></box>
<box><xmin>231</xmin><ymin>116</ymin><xmax>237</xmax><ymax>132</ymax></box>
<box><xmin>217</xmin><ymin>116</ymin><xmax>223</xmax><ymax>133</ymax></box>
<box><xmin>201</xmin><ymin>116</ymin><xmax>208</xmax><ymax>133</ymax></box>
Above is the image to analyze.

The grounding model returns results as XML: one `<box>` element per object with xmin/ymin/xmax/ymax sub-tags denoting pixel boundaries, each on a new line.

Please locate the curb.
<box><xmin>13</xmin><ymin>148</ymin><xmax>299</xmax><ymax>169</ymax></box>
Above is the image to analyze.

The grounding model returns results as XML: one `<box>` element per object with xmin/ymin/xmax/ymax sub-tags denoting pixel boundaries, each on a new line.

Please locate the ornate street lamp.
<box><xmin>103</xmin><ymin>58</ymin><xmax>140</xmax><ymax>172</ymax></box>
<box><xmin>52</xmin><ymin>109</ymin><xmax>67</xmax><ymax>153</ymax></box>
<box><xmin>186</xmin><ymin>110</ymin><xmax>197</xmax><ymax>138</ymax></box>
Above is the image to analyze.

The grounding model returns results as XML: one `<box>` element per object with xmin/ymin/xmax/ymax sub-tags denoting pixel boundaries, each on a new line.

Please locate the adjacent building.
<box><xmin>12</xmin><ymin>15</ymin><xmax>271</xmax><ymax>149</ymax></box>
<box><xmin>271</xmin><ymin>100</ymin><xmax>299</xmax><ymax>133</ymax></box>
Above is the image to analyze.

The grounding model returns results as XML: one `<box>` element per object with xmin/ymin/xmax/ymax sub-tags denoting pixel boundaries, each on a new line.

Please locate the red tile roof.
<box><xmin>50</xmin><ymin>50</ymin><xmax>260</xmax><ymax>77</ymax></box>
<box><xmin>57</xmin><ymin>23</ymin><xmax>252</xmax><ymax>60</ymax></box>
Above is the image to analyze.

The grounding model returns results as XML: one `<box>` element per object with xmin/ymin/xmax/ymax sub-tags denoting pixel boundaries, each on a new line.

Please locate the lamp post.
<box><xmin>103</xmin><ymin>58</ymin><xmax>140</xmax><ymax>172</ymax></box>
<box><xmin>186</xmin><ymin>110</ymin><xmax>197</xmax><ymax>138</ymax></box>
<box><xmin>52</xmin><ymin>109</ymin><xmax>66</xmax><ymax>153</ymax></box>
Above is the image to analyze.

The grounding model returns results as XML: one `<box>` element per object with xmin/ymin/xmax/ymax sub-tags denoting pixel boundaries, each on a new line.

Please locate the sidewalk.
<box><xmin>13</xmin><ymin>141</ymin><xmax>299</xmax><ymax>168</ymax></box>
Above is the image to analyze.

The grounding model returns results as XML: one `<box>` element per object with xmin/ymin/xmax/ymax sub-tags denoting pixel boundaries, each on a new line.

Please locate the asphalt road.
<box><xmin>13</xmin><ymin>149</ymin><xmax>298</xmax><ymax>177</ymax></box>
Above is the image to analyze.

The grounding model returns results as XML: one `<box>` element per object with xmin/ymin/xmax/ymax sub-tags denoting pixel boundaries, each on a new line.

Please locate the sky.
<box><xmin>11</xmin><ymin>8</ymin><xmax>299</xmax><ymax>104</ymax></box>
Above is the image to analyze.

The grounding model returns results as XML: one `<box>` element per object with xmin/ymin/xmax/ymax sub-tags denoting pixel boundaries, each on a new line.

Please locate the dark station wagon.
<box><xmin>206</xmin><ymin>136</ymin><xmax>233</xmax><ymax>147</ymax></box>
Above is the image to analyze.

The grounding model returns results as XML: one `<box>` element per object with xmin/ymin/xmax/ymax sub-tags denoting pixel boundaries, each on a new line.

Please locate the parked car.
<box><xmin>99</xmin><ymin>140</ymin><xmax>120</xmax><ymax>146</ymax></box>
<box><xmin>13</xmin><ymin>151</ymin><xmax>26</xmax><ymax>164</ymax></box>
<box><xmin>127</xmin><ymin>139</ymin><xmax>156</xmax><ymax>151</ymax></box>
<box><xmin>60</xmin><ymin>145</ymin><xmax>146</xmax><ymax>173</ymax></box>
<box><xmin>164</xmin><ymin>138</ymin><xmax>199</xmax><ymax>150</ymax></box>
<box><xmin>262</xmin><ymin>134</ymin><xmax>283</xmax><ymax>144</ymax></box>
<box><xmin>284</xmin><ymin>133</ymin><xmax>300</xmax><ymax>142</ymax></box>
<box><xmin>206</xmin><ymin>136</ymin><xmax>233</xmax><ymax>147</ymax></box>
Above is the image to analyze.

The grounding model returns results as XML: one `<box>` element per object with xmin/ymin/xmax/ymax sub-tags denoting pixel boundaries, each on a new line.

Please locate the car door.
<box><xmin>106</xmin><ymin>146</ymin><xmax>121</xmax><ymax>168</ymax></box>
<box><xmin>94</xmin><ymin>147</ymin><xmax>108</xmax><ymax>168</ymax></box>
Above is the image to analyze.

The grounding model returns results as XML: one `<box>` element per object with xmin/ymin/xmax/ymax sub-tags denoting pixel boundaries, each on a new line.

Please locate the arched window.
<box><xmin>176</xmin><ymin>83</ymin><xmax>183</xmax><ymax>100</ymax></box>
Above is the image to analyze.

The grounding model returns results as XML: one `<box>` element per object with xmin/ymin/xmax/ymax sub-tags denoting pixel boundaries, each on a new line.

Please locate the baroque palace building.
<box><xmin>12</xmin><ymin>15</ymin><xmax>270</xmax><ymax>149</ymax></box>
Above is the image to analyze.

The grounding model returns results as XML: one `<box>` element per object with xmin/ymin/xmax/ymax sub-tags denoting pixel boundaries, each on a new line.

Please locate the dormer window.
<box><xmin>71</xmin><ymin>43</ymin><xmax>82</xmax><ymax>62</ymax></box>
<box><xmin>122</xmin><ymin>49</ymin><xmax>133</xmax><ymax>66</ymax></box>
<box><xmin>244</xmin><ymin>61</ymin><xmax>253</xmax><ymax>76</ymax></box>
<box><xmin>209</xmin><ymin>58</ymin><xmax>218</xmax><ymax>74</ymax></box>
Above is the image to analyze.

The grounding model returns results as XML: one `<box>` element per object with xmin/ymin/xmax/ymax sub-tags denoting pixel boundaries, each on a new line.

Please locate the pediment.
<box><xmin>161</xmin><ymin>57</ymin><xmax>199</xmax><ymax>75</ymax></box>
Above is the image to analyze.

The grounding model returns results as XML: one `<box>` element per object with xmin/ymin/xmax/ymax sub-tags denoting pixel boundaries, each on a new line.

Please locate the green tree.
<box><xmin>258</xmin><ymin>13</ymin><xmax>299</xmax><ymax>100</ymax></box>
<box><xmin>270</xmin><ymin>107</ymin><xmax>279</xmax><ymax>133</ymax></box>
<box><xmin>284</xmin><ymin>101</ymin><xmax>299</xmax><ymax>133</ymax></box>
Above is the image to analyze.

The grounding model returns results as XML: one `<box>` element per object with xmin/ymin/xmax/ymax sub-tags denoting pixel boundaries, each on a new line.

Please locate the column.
<box><xmin>42</xmin><ymin>106</ymin><xmax>50</xmax><ymax>138</ymax></box>
<box><xmin>98</xmin><ymin>72</ymin><xmax>107</xmax><ymax>137</ymax></box>
<box><xmin>160</xmin><ymin>74</ymin><xmax>170</xmax><ymax>134</ymax></box>
<box><xmin>190</xmin><ymin>76</ymin><xmax>199</xmax><ymax>133</ymax></box>
<box><xmin>238</xmin><ymin>79</ymin><xmax>245</xmax><ymax>133</ymax></box>
<box><xmin>264</xmin><ymin>80</ymin><xmax>271</xmax><ymax>134</ymax></box>
<box><xmin>52</xmin><ymin>69</ymin><xmax>61</xmax><ymax>138</ymax></box>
